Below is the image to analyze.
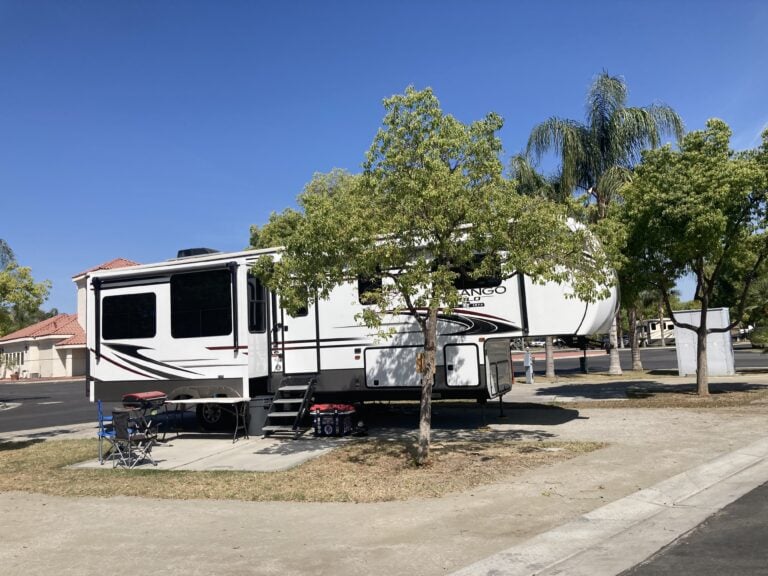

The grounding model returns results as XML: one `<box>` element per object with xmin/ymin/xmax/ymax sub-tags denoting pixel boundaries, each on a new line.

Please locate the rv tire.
<box><xmin>196</xmin><ymin>403</ymin><xmax>234</xmax><ymax>431</ymax></box>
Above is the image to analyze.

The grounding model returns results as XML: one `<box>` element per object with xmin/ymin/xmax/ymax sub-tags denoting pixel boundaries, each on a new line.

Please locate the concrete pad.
<box><xmin>70</xmin><ymin>432</ymin><xmax>341</xmax><ymax>472</ymax></box>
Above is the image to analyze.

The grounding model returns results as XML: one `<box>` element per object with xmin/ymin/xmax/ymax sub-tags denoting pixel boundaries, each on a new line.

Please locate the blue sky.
<box><xmin>1</xmin><ymin>0</ymin><xmax>767</xmax><ymax>313</ymax></box>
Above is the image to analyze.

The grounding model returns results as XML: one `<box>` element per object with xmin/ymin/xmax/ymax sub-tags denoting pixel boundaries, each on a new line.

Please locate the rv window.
<box><xmin>248</xmin><ymin>275</ymin><xmax>267</xmax><ymax>333</ymax></box>
<box><xmin>358</xmin><ymin>275</ymin><xmax>383</xmax><ymax>305</ymax></box>
<box><xmin>171</xmin><ymin>269</ymin><xmax>232</xmax><ymax>338</ymax></box>
<box><xmin>452</xmin><ymin>256</ymin><xmax>502</xmax><ymax>290</ymax></box>
<box><xmin>103</xmin><ymin>293</ymin><xmax>157</xmax><ymax>340</ymax></box>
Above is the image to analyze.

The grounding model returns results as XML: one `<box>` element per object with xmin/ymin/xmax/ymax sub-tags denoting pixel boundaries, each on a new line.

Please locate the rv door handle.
<box><xmin>447</xmin><ymin>364</ymin><xmax>454</xmax><ymax>371</ymax></box>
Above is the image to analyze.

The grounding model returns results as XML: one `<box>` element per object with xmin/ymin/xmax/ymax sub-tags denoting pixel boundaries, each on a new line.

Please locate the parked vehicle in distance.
<box><xmin>637</xmin><ymin>318</ymin><xmax>676</xmax><ymax>346</ymax></box>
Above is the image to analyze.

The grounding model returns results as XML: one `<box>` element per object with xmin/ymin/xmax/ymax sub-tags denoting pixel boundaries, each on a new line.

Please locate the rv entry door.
<box><xmin>277</xmin><ymin>303</ymin><xmax>320</xmax><ymax>374</ymax></box>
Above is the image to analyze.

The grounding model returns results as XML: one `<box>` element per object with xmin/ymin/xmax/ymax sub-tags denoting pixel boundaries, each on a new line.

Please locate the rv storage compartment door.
<box><xmin>444</xmin><ymin>344</ymin><xmax>480</xmax><ymax>387</ymax></box>
<box><xmin>365</xmin><ymin>346</ymin><xmax>421</xmax><ymax>388</ymax></box>
<box><xmin>484</xmin><ymin>339</ymin><xmax>512</xmax><ymax>398</ymax></box>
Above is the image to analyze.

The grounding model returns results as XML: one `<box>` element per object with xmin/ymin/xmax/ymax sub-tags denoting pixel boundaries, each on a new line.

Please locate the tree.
<box><xmin>622</xmin><ymin>119</ymin><xmax>768</xmax><ymax>395</ymax></box>
<box><xmin>0</xmin><ymin>239</ymin><xmax>53</xmax><ymax>335</ymax></box>
<box><xmin>527</xmin><ymin>71</ymin><xmax>684</xmax><ymax>375</ymax></box>
<box><xmin>0</xmin><ymin>241</ymin><xmax>51</xmax><ymax>336</ymax></box>
<box><xmin>0</xmin><ymin>240</ymin><xmax>14</xmax><ymax>270</ymax></box>
<box><xmin>257</xmin><ymin>87</ymin><xmax>611</xmax><ymax>464</ymax></box>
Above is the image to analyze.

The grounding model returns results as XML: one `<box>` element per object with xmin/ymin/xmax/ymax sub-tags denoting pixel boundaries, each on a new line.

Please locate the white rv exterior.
<box><xmin>86</xmin><ymin>247</ymin><xmax>617</xmax><ymax>404</ymax></box>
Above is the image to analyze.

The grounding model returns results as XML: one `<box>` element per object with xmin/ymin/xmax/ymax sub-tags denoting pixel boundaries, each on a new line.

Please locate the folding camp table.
<box><xmin>164</xmin><ymin>397</ymin><xmax>251</xmax><ymax>442</ymax></box>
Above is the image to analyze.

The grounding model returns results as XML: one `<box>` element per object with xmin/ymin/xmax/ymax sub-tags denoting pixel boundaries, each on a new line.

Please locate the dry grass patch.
<box><xmin>0</xmin><ymin>437</ymin><xmax>603</xmax><ymax>502</ymax></box>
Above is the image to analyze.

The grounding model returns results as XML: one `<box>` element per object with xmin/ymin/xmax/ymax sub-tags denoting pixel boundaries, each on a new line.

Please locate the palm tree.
<box><xmin>510</xmin><ymin>154</ymin><xmax>566</xmax><ymax>380</ymax></box>
<box><xmin>526</xmin><ymin>72</ymin><xmax>683</xmax><ymax>375</ymax></box>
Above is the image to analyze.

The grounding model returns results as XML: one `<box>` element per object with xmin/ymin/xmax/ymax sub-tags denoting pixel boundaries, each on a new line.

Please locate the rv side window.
<box><xmin>102</xmin><ymin>293</ymin><xmax>157</xmax><ymax>340</ymax></box>
<box><xmin>358</xmin><ymin>275</ymin><xmax>383</xmax><ymax>305</ymax></box>
<box><xmin>248</xmin><ymin>275</ymin><xmax>267</xmax><ymax>333</ymax></box>
<box><xmin>452</xmin><ymin>257</ymin><xmax>502</xmax><ymax>290</ymax></box>
<box><xmin>171</xmin><ymin>269</ymin><xmax>232</xmax><ymax>338</ymax></box>
<box><xmin>290</xmin><ymin>305</ymin><xmax>309</xmax><ymax>318</ymax></box>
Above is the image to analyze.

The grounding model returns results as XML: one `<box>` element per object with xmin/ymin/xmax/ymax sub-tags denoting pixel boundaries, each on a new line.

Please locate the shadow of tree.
<box><xmin>0</xmin><ymin>439</ymin><xmax>44</xmax><ymax>452</ymax></box>
<box><xmin>536</xmin><ymin>380</ymin><xmax>768</xmax><ymax>399</ymax></box>
<box><xmin>251</xmin><ymin>437</ymin><xmax>343</xmax><ymax>456</ymax></box>
<box><xmin>360</xmin><ymin>401</ymin><xmax>580</xmax><ymax>428</ymax></box>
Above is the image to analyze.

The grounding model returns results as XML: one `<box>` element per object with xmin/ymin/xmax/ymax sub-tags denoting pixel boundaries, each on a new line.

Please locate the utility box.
<box><xmin>248</xmin><ymin>396</ymin><xmax>273</xmax><ymax>436</ymax></box>
<box><xmin>674</xmin><ymin>308</ymin><xmax>735</xmax><ymax>376</ymax></box>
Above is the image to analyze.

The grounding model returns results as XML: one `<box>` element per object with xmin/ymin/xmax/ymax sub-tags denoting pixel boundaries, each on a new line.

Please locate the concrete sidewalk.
<box><xmin>2</xmin><ymin>373</ymin><xmax>768</xmax><ymax>576</ymax></box>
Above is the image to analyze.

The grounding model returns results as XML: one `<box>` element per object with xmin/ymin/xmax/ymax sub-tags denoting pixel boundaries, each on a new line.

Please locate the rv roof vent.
<box><xmin>176</xmin><ymin>247</ymin><xmax>220</xmax><ymax>258</ymax></box>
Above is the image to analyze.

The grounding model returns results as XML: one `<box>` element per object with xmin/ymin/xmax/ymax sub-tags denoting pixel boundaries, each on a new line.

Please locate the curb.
<box><xmin>449</xmin><ymin>436</ymin><xmax>768</xmax><ymax>576</ymax></box>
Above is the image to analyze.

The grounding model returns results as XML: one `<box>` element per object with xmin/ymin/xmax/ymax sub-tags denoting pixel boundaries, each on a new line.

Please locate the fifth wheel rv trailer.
<box><xmin>86</xmin><ymin>247</ymin><xmax>617</xmax><ymax>420</ymax></box>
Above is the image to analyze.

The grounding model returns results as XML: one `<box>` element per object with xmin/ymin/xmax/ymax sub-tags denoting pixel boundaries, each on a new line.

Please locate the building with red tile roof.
<box><xmin>1</xmin><ymin>258</ymin><xmax>138</xmax><ymax>379</ymax></box>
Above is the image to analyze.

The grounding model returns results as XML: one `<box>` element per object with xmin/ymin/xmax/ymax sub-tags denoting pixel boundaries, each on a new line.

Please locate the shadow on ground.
<box><xmin>0</xmin><ymin>438</ymin><xmax>43</xmax><ymax>451</ymax></box>
<box><xmin>355</xmin><ymin>401</ymin><xmax>581</xmax><ymax>442</ymax></box>
<box><xmin>535</xmin><ymin>380</ymin><xmax>768</xmax><ymax>400</ymax></box>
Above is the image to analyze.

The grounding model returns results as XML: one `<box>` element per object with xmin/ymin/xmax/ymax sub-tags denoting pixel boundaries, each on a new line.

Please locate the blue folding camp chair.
<box><xmin>97</xmin><ymin>400</ymin><xmax>116</xmax><ymax>464</ymax></box>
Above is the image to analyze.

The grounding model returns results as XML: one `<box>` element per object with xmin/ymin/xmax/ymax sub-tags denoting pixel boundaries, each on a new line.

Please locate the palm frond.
<box><xmin>527</xmin><ymin>117</ymin><xmax>589</xmax><ymax>194</ymax></box>
<box><xmin>596</xmin><ymin>166</ymin><xmax>632</xmax><ymax>209</ymax></box>
<box><xmin>586</xmin><ymin>72</ymin><xmax>627</xmax><ymax>135</ymax></box>
<box><xmin>614</xmin><ymin>106</ymin><xmax>685</xmax><ymax>165</ymax></box>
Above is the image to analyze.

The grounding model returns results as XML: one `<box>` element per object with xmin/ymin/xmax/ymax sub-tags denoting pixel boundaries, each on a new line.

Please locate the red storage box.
<box><xmin>122</xmin><ymin>391</ymin><xmax>167</xmax><ymax>409</ymax></box>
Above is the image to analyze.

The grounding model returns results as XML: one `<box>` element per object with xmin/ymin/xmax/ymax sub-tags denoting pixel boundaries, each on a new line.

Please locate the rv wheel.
<box><xmin>196</xmin><ymin>403</ymin><xmax>234</xmax><ymax>430</ymax></box>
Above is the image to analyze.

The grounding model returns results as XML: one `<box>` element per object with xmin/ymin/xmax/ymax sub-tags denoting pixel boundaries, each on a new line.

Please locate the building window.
<box><xmin>102</xmin><ymin>293</ymin><xmax>157</xmax><ymax>340</ymax></box>
<box><xmin>248</xmin><ymin>274</ymin><xmax>267</xmax><ymax>333</ymax></box>
<box><xmin>171</xmin><ymin>269</ymin><xmax>232</xmax><ymax>338</ymax></box>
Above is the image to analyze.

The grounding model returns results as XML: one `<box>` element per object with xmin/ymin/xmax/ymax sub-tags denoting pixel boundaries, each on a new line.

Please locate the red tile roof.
<box><xmin>72</xmin><ymin>257</ymin><xmax>139</xmax><ymax>279</ymax></box>
<box><xmin>0</xmin><ymin>313</ymin><xmax>85</xmax><ymax>347</ymax></box>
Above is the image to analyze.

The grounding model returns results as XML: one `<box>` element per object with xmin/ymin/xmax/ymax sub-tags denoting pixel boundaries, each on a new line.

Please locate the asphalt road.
<box><xmin>623</xmin><ymin>481</ymin><xmax>768</xmax><ymax>576</ymax></box>
<box><xmin>0</xmin><ymin>380</ymin><xmax>121</xmax><ymax>433</ymax></box>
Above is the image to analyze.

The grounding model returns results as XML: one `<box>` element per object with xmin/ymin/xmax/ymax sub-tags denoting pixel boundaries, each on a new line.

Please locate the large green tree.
<box><xmin>257</xmin><ymin>87</ymin><xmax>610</xmax><ymax>463</ymax></box>
<box><xmin>622</xmin><ymin>119</ymin><xmax>768</xmax><ymax>394</ymax></box>
<box><xmin>0</xmin><ymin>241</ymin><xmax>51</xmax><ymax>336</ymax></box>
<box><xmin>526</xmin><ymin>72</ymin><xmax>684</xmax><ymax>374</ymax></box>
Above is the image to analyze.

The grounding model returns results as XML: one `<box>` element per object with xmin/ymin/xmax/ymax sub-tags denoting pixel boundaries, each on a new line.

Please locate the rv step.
<box><xmin>262</xmin><ymin>425</ymin><xmax>298</xmax><ymax>433</ymax></box>
<box><xmin>267</xmin><ymin>411</ymin><xmax>299</xmax><ymax>418</ymax></box>
<box><xmin>279</xmin><ymin>385</ymin><xmax>310</xmax><ymax>392</ymax></box>
<box><xmin>263</xmin><ymin>376</ymin><xmax>317</xmax><ymax>439</ymax></box>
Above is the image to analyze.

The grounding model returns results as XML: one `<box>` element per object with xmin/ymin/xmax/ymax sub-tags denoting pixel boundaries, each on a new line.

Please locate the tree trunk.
<box><xmin>608</xmin><ymin>316</ymin><xmax>623</xmax><ymax>375</ymax></box>
<box><xmin>658</xmin><ymin>303</ymin><xmax>666</xmax><ymax>347</ymax></box>
<box><xmin>629</xmin><ymin>307</ymin><xmax>643</xmax><ymax>371</ymax></box>
<box><xmin>416</xmin><ymin>306</ymin><xmax>439</xmax><ymax>465</ymax></box>
<box><xmin>616</xmin><ymin>308</ymin><xmax>624</xmax><ymax>349</ymax></box>
<box><xmin>696</xmin><ymin>306</ymin><xmax>709</xmax><ymax>396</ymax></box>
<box><xmin>545</xmin><ymin>336</ymin><xmax>555</xmax><ymax>380</ymax></box>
